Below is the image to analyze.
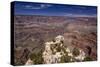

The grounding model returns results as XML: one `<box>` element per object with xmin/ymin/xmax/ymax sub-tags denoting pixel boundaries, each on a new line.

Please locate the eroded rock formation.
<box><xmin>42</xmin><ymin>35</ymin><xmax>86</xmax><ymax>64</ymax></box>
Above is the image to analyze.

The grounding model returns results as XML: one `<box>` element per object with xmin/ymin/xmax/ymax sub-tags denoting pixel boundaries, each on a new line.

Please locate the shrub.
<box><xmin>62</xmin><ymin>48</ymin><xmax>67</xmax><ymax>54</ymax></box>
<box><xmin>72</xmin><ymin>48</ymin><xmax>80</xmax><ymax>57</ymax></box>
<box><xmin>56</xmin><ymin>44</ymin><xmax>62</xmax><ymax>52</ymax></box>
<box><xmin>83</xmin><ymin>56</ymin><xmax>93</xmax><ymax>61</ymax></box>
<box><xmin>60</xmin><ymin>55</ymin><xmax>71</xmax><ymax>63</ymax></box>
<box><xmin>30</xmin><ymin>50</ymin><xmax>43</xmax><ymax>64</ymax></box>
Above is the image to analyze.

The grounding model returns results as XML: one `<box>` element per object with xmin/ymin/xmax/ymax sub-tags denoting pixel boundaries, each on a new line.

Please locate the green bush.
<box><xmin>62</xmin><ymin>48</ymin><xmax>67</xmax><ymax>54</ymax></box>
<box><xmin>83</xmin><ymin>56</ymin><xmax>93</xmax><ymax>61</ymax></box>
<box><xmin>56</xmin><ymin>45</ymin><xmax>62</xmax><ymax>52</ymax></box>
<box><xmin>72</xmin><ymin>48</ymin><xmax>80</xmax><ymax>57</ymax></box>
<box><xmin>30</xmin><ymin>50</ymin><xmax>43</xmax><ymax>64</ymax></box>
<box><xmin>60</xmin><ymin>55</ymin><xmax>71</xmax><ymax>63</ymax></box>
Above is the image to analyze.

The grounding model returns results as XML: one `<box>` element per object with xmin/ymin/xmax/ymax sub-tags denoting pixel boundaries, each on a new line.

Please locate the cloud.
<box><xmin>63</xmin><ymin>13</ymin><xmax>97</xmax><ymax>17</ymax></box>
<box><xmin>23</xmin><ymin>4</ymin><xmax>52</xmax><ymax>9</ymax></box>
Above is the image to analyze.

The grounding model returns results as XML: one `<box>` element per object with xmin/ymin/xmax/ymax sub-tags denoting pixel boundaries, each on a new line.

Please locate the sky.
<box><xmin>13</xmin><ymin>1</ymin><xmax>97</xmax><ymax>17</ymax></box>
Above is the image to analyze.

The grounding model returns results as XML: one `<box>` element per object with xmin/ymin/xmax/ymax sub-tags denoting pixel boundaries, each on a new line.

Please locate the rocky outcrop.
<box><xmin>42</xmin><ymin>35</ymin><xmax>86</xmax><ymax>64</ymax></box>
<box><xmin>25</xmin><ymin>58</ymin><xmax>33</xmax><ymax>65</ymax></box>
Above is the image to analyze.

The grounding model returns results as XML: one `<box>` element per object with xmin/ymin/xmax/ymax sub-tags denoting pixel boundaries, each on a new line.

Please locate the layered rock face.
<box><xmin>14</xmin><ymin>15</ymin><xmax>97</xmax><ymax>65</ymax></box>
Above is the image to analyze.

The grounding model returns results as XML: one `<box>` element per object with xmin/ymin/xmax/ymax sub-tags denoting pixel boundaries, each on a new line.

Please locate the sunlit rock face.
<box><xmin>25</xmin><ymin>58</ymin><xmax>33</xmax><ymax>65</ymax></box>
<box><xmin>42</xmin><ymin>42</ymin><xmax>53</xmax><ymax>63</ymax></box>
<box><xmin>42</xmin><ymin>35</ymin><xmax>86</xmax><ymax>64</ymax></box>
<box><xmin>55</xmin><ymin>35</ymin><xmax>64</xmax><ymax>43</ymax></box>
<box><xmin>42</xmin><ymin>35</ymin><xmax>64</xmax><ymax>64</ymax></box>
